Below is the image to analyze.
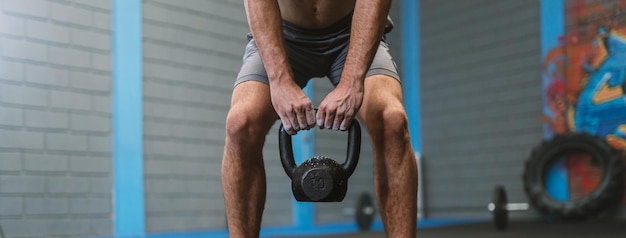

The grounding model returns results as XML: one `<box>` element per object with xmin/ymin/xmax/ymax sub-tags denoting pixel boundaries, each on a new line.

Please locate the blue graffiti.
<box><xmin>575</xmin><ymin>31</ymin><xmax>626</xmax><ymax>138</ymax></box>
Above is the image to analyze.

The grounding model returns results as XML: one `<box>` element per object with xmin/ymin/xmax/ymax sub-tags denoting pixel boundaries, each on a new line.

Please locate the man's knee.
<box><xmin>225</xmin><ymin>81</ymin><xmax>276</xmax><ymax>147</ymax></box>
<box><xmin>225</xmin><ymin>109</ymin><xmax>269</xmax><ymax>147</ymax></box>
<box><xmin>364</xmin><ymin>105</ymin><xmax>409</xmax><ymax>139</ymax></box>
<box><xmin>380</xmin><ymin>107</ymin><xmax>410</xmax><ymax>140</ymax></box>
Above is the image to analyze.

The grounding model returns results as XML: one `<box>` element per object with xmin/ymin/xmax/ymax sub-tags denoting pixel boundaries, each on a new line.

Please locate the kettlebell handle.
<box><xmin>279</xmin><ymin>119</ymin><xmax>361</xmax><ymax>178</ymax></box>
<box><xmin>278</xmin><ymin>125</ymin><xmax>297</xmax><ymax>178</ymax></box>
<box><xmin>343</xmin><ymin>120</ymin><xmax>361</xmax><ymax>177</ymax></box>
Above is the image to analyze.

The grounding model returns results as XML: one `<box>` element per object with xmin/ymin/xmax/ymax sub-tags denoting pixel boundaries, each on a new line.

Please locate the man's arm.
<box><xmin>244</xmin><ymin>0</ymin><xmax>316</xmax><ymax>135</ymax></box>
<box><xmin>244</xmin><ymin>0</ymin><xmax>291</xmax><ymax>86</ymax></box>
<box><xmin>342</xmin><ymin>0</ymin><xmax>391</xmax><ymax>88</ymax></box>
<box><xmin>317</xmin><ymin>0</ymin><xmax>392</xmax><ymax>130</ymax></box>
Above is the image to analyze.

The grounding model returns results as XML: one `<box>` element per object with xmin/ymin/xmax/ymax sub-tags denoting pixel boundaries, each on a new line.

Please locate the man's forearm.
<box><xmin>341</xmin><ymin>0</ymin><xmax>392</xmax><ymax>87</ymax></box>
<box><xmin>244</xmin><ymin>0</ymin><xmax>293</xmax><ymax>86</ymax></box>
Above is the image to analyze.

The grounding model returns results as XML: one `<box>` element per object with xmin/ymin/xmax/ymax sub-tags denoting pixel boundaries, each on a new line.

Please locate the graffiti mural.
<box><xmin>542</xmin><ymin>0</ymin><xmax>626</xmax><ymax>203</ymax></box>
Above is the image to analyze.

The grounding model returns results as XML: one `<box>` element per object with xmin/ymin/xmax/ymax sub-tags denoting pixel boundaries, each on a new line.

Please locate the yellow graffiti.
<box><xmin>606</xmin><ymin>125</ymin><xmax>626</xmax><ymax>149</ymax></box>
<box><xmin>607</xmin><ymin>134</ymin><xmax>626</xmax><ymax>149</ymax></box>
<box><xmin>592</xmin><ymin>80</ymin><xmax>624</xmax><ymax>104</ymax></box>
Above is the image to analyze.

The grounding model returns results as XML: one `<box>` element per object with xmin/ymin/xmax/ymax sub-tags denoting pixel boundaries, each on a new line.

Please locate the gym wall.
<box><xmin>0</xmin><ymin>0</ymin><xmax>113</xmax><ymax>237</ymax></box>
<box><xmin>0</xmin><ymin>0</ymin><xmax>554</xmax><ymax>235</ymax></box>
<box><xmin>419</xmin><ymin>0</ymin><xmax>544</xmax><ymax>218</ymax></box>
<box><xmin>141</xmin><ymin>0</ymin><xmax>247</xmax><ymax>232</ymax></box>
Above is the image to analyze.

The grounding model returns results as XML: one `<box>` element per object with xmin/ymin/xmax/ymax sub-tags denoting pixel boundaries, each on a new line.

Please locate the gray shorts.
<box><xmin>235</xmin><ymin>13</ymin><xmax>400</xmax><ymax>88</ymax></box>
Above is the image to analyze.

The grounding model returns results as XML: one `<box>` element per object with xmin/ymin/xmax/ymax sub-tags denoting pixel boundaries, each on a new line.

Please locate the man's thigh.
<box><xmin>328</xmin><ymin>41</ymin><xmax>401</xmax><ymax>86</ymax></box>
<box><xmin>358</xmin><ymin>75</ymin><xmax>405</xmax><ymax>121</ymax></box>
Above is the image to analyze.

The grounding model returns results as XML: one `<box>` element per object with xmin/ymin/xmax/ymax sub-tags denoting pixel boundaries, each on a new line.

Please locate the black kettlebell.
<box><xmin>279</xmin><ymin>120</ymin><xmax>361</xmax><ymax>202</ymax></box>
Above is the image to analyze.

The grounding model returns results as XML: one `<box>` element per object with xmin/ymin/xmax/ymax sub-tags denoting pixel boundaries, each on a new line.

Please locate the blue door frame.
<box><xmin>112</xmin><ymin>0</ymin><xmax>145</xmax><ymax>236</ymax></box>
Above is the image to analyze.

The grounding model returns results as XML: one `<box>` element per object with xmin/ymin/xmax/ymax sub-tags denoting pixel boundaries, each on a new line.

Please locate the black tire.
<box><xmin>523</xmin><ymin>132</ymin><xmax>625</xmax><ymax>221</ymax></box>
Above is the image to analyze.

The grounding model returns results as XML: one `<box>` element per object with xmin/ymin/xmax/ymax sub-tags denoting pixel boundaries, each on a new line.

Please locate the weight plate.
<box><xmin>493</xmin><ymin>185</ymin><xmax>509</xmax><ymax>230</ymax></box>
<box><xmin>356</xmin><ymin>192</ymin><xmax>375</xmax><ymax>231</ymax></box>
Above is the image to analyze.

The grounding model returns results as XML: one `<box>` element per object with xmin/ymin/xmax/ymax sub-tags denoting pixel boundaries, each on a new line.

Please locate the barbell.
<box><xmin>487</xmin><ymin>185</ymin><xmax>530</xmax><ymax>230</ymax></box>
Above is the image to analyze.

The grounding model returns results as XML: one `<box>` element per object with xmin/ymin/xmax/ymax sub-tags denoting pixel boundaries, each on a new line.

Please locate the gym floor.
<box><xmin>274</xmin><ymin>220</ymin><xmax>626</xmax><ymax>238</ymax></box>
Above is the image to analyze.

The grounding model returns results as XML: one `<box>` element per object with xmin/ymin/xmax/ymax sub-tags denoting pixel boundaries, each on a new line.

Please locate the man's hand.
<box><xmin>244</xmin><ymin>0</ymin><xmax>316</xmax><ymax>135</ymax></box>
<box><xmin>271</xmin><ymin>81</ymin><xmax>316</xmax><ymax>135</ymax></box>
<box><xmin>314</xmin><ymin>0</ymin><xmax>389</xmax><ymax>131</ymax></box>
<box><xmin>317</xmin><ymin>83</ymin><xmax>364</xmax><ymax>131</ymax></box>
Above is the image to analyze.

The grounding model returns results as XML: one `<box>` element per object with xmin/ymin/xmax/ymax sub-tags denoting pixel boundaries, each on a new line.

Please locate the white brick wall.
<box><xmin>420</xmin><ymin>0</ymin><xmax>543</xmax><ymax>218</ymax></box>
<box><xmin>142</xmin><ymin>0</ymin><xmax>247</xmax><ymax>232</ymax></box>
<box><xmin>0</xmin><ymin>0</ymin><xmax>113</xmax><ymax>237</ymax></box>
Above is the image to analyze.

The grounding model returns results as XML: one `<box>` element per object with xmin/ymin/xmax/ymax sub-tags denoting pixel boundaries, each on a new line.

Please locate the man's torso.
<box><xmin>277</xmin><ymin>0</ymin><xmax>356</xmax><ymax>30</ymax></box>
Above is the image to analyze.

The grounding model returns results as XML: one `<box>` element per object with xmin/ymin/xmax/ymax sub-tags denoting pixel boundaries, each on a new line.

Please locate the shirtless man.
<box><xmin>222</xmin><ymin>0</ymin><xmax>418</xmax><ymax>237</ymax></box>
